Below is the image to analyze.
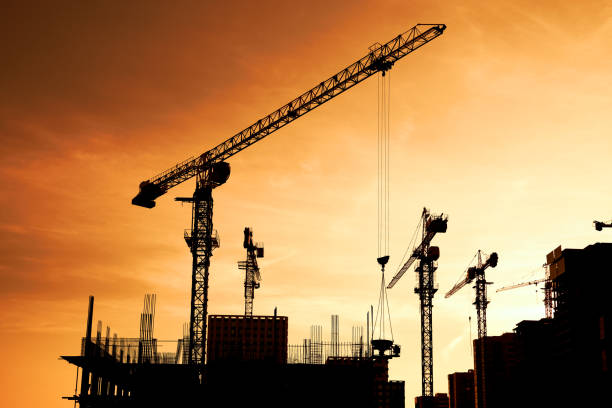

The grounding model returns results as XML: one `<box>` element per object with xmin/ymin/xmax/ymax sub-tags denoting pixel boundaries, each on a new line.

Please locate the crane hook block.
<box><xmin>377</xmin><ymin>255</ymin><xmax>390</xmax><ymax>267</ymax></box>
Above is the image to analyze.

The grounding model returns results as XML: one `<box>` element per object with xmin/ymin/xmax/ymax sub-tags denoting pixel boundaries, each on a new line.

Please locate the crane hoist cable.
<box><xmin>373</xmin><ymin>261</ymin><xmax>394</xmax><ymax>341</ymax></box>
<box><xmin>377</xmin><ymin>70</ymin><xmax>391</xmax><ymax>261</ymax></box>
<box><xmin>372</xmin><ymin>69</ymin><xmax>400</xmax><ymax>360</ymax></box>
<box><xmin>375</xmin><ymin>69</ymin><xmax>392</xmax><ymax>342</ymax></box>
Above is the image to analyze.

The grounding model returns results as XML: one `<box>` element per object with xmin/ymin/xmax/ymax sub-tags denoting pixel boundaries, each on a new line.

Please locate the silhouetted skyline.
<box><xmin>1</xmin><ymin>2</ymin><xmax>611</xmax><ymax>407</ymax></box>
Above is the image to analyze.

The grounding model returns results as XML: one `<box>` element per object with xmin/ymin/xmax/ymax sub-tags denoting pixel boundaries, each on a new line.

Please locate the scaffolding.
<box><xmin>287</xmin><ymin>340</ymin><xmax>368</xmax><ymax>364</ymax></box>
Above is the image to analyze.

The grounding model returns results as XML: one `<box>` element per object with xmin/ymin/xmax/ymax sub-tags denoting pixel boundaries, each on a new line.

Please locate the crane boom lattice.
<box><xmin>132</xmin><ymin>24</ymin><xmax>447</xmax><ymax>208</ymax></box>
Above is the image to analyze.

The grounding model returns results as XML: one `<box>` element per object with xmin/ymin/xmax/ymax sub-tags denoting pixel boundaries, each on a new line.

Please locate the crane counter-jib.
<box><xmin>131</xmin><ymin>24</ymin><xmax>446</xmax><ymax>208</ymax></box>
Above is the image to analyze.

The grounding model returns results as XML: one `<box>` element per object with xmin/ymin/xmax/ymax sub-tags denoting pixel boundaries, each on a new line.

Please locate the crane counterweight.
<box><xmin>594</xmin><ymin>219</ymin><xmax>612</xmax><ymax>231</ymax></box>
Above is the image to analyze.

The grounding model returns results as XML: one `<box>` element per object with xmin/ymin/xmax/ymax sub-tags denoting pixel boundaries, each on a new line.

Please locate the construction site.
<box><xmin>51</xmin><ymin>15</ymin><xmax>611</xmax><ymax>408</ymax></box>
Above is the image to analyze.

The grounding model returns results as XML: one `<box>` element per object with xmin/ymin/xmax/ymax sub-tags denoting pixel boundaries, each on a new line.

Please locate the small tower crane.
<box><xmin>594</xmin><ymin>219</ymin><xmax>612</xmax><ymax>231</ymax></box>
<box><xmin>238</xmin><ymin>227</ymin><xmax>263</xmax><ymax>317</ymax></box>
<box><xmin>496</xmin><ymin>266</ymin><xmax>554</xmax><ymax>319</ymax></box>
<box><xmin>445</xmin><ymin>250</ymin><xmax>498</xmax><ymax>339</ymax></box>
<box><xmin>132</xmin><ymin>24</ymin><xmax>446</xmax><ymax>371</ymax></box>
<box><xmin>445</xmin><ymin>250</ymin><xmax>498</xmax><ymax>408</ymax></box>
<box><xmin>387</xmin><ymin>207</ymin><xmax>448</xmax><ymax>399</ymax></box>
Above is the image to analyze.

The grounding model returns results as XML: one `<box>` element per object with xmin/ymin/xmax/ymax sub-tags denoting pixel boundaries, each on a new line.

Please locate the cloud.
<box><xmin>441</xmin><ymin>334</ymin><xmax>466</xmax><ymax>361</ymax></box>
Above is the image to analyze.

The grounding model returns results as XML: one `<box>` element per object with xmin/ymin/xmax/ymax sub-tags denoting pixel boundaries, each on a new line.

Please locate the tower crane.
<box><xmin>496</xmin><ymin>268</ymin><xmax>554</xmax><ymax>319</ymax></box>
<box><xmin>387</xmin><ymin>207</ymin><xmax>448</xmax><ymax>399</ymax></box>
<box><xmin>445</xmin><ymin>251</ymin><xmax>498</xmax><ymax>339</ymax></box>
<box><xmin>594</xmin><ymin>219</ymin><xmax>612</xmax><ymax>231</ymax></box>
<box><xmin>238</xmin><ymin>227</ymin><xmax>263</xmax><ymax>317</ymax></box>
<box><xmin>445</xmin><ymin>250</ymin><xmax>498</xmax><ymax>408</ymax></box>
<box><xmin>131</xmin><ymin>24</ymin><xmax>447</xmax><ymax>371</ymax></box>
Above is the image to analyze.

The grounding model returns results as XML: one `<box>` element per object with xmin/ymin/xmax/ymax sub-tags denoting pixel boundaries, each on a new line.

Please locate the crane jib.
<box><xmin>132</xmin><ymin>24</ymin><xmax>446</xmax><ymax>208</ymax></box>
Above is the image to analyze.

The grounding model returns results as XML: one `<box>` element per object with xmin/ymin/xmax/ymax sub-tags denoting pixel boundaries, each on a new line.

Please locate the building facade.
<box><xmin>206</xmin><ymin>314</ymin><xmax>288</xmax><ymax>364</ymax></box>
<box><xmin>448</xmin><ymin>370</ymin><xmax>474</xmax><ymax>408</ymax></box>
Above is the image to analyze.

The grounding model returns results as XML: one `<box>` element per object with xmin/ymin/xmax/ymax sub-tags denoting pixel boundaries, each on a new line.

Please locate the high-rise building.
<box><xmin>448</xmin><ymin>370</ymin><xmax>474</xmax><ymax>408</ymax></box>
<box><xmin>440</xmin><ymin>243</ymin><xmax>612</xmax><ymax>408</ymax></box>
<box><xmin>545</xmin><ymin>243</ymin><xmax>611</xmax><ymax>404</ymax></box>
<box><xmin>473</xmin><ymin>333</ymin><xmax>520</xmax><ymax>408</ymax></box>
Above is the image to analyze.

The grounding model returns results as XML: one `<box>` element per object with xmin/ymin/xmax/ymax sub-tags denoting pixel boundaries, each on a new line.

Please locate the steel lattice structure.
<box><xmin>238</xmin><ymin>227</ymin><xmax>262</xmax><ymax>316</ymax></box>
<box><xmin>177</xmin><ymin>182</ymin><xmax>220</xmax><ymax>367</ymax></box>
<box><xmin>416</xmin><ymin>257</ymin><xmax>436</xmax><ymax>397</ymax></box>
<box><xmin>496</xmin><ymin>276</ymin><xmax>554</xmax><ymax>319</ymax></box>
<box><xmin>388</xmin><ymin>207</ymin><xmax>447</xmax><ymax>397</ymax></box>
<box><xmin>132</xmin><ymin>24</ymin><xmax>447</xmax><ymax>371</ymax></box>
<box><xmin>445</xmin><ymin>250</ymin><xmax>498</xmax><ymax>408</ymax></box>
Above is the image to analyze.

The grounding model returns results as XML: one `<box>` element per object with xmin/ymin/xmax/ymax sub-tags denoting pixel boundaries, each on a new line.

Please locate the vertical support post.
<box><xmin>273</xmin><ymin>307</ymin><xmax>278</xmax><ymax>363</ymax></box>
<box><xmin>80</xmin><ymin>296</ymin><xmax>94</xmax><ymax>401</ymax></box>
<box><xmin>370</xmin><ymin>305</ymin><xmax>374</xmax><ymax>357</ymax></box>
<box><xmin>366</xmin><ymin>311</ymin><xmax>370</xmax><ymax>358</ymax></box>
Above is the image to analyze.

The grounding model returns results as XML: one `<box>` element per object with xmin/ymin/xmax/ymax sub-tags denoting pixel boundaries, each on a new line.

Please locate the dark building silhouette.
<box><xmin>473</xmin><ymin>333</ymin><xmax>520</xmax><ymax>408</ymax></box>
<box><xmin>206</xmin><ymin>356</ymin><xmax>401</xmax><ymax>408</ymax></box>
<box><xmin>454</xmin><ymin>243</ymin><xmax>612</xmax><ymax>408</ymax></box>
<box><xmin>448</xmin><ymin>370</ymin><xmax>474</xmax><ymax>408</ymax></box>
<box><xmin>62</xmin><ymin>297</ymin><xmax>404</xmax><ymax>407</ymax></box>
<box><xmin>543</xmin><ymin>243</ymin><xmax>611</xmax><ymax>404</ymax></box>
<box><xmin>433</xmin><ymin>393</ymin><xmax>449</xmax><ymax>408</ymax></box>
<box><xmin>414</xmin><ymin>393</ymin><xmax>448</xmax><ymax>408</ymax></box>
<box><xmin>206</xmin><ymin>314</ymin><xmax>288</xmax><ymax>363</ymax></box>
<box><xmin>511</xmin><ymin>318</ymin><xmax>555</xmax><ymax>406</ymax></box>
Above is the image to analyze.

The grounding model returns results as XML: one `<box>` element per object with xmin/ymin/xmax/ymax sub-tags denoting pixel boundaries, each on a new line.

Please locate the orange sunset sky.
<box><xmin>1</xmin><ymin>1</ymin><xmax>611</xmax><ymax>406</ymax></box>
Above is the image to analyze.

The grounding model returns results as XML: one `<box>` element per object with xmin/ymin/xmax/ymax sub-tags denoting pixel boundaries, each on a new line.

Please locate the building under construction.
<box><xmin>62</xmin><ymin>296</ymin><xmax>405</xmax><ymax>407</ymax></box>
<box><xmin>445</xmin><ymin>242</ymin><xmax>611</xmax><ymax>408</ymax></box>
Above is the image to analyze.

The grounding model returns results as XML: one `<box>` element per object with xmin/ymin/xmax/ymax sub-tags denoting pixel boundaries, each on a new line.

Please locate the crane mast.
<box><xmin>238</xmin><ymin>227</ymin><xmax>263</xmax><ymax>317</ymax></box>
<box><xmin>132</xmin><ymin>24</ymin><xmax>446</xmax><ymax>371</ymax></box>
<box><xmin>388</xmin><ymin>208</ymin><xmax>447</xmax><ymax>399</ymax></box>
<box><xmin>445</xmin><ymin>250</ymin><xmax>498</xmax><ymax>408</ymax></box>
